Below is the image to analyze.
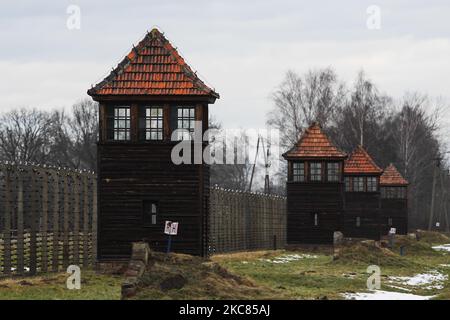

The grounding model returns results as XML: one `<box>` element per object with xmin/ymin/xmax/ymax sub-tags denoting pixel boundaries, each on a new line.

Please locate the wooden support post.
<box><xmin>63</xmin><ymin>173</ymin><xmax>69</xmax><ymax>269</ymax></box>
<box><xmin>3</xmin><ymin>166</ymin><xmax>12</xmax><ymax>276</ymax></box>
<box><xmin>73</xmin><ymin>173</ymin><xmax>80</xmax><ymax>266</ymax></box>
<box><xmin>41</xmin><ymin>169</ymin><xmax>49</xmax><ymax>273</ymax></box>
<box><xmin>52</xmin><ymin>171</ymin><xmax>60</xmax><ymax>272</ymax></box>
<box><xmin>29</xmin><ymin>168</ymin><xmax>37</xmax><ymax>275</ymax></box>
<box><xmin>17</xmin><ymin>171</ymin><xmax>24</xmax><ymax>275</ymax></box>
<box><xmin>428</xmin><ymin>161</ymin><xmax>438</xmax><ymax>230</ymax></box>
<box><xmin>83</xmin><ymin>175</ymin><xmax>89</xmax><ymax>267</ymax></box>
<box><xmin>92</xmin><ymin>174</ymin><xmax>98</xmax><ymax>265</ymax></box>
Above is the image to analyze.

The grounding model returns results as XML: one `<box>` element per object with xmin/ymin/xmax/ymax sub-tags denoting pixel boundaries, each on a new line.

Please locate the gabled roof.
<box><xmin>87</xmin><ymin>28</ymin><xmax>219</xmax><ymax>100</ymax></box>
<box><xmin>380</xmin><ymin>164</ymin><xmax>408</xmax><ymax>186</ymax></box>
<box><xmin>344</xmin><ymin>145</ymin><xmax>383</xmax><ymax>175</ymax></box>
<box><xmin>283</xmin><ymin>123</ymin><xmax>347</xmax><ymax>159</ymax></box>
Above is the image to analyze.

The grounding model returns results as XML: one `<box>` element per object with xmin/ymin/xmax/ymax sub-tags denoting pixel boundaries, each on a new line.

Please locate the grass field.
<box><xmin>0</xmin><ymin>231</ymin><xmax>449</xmax><ymax>300</ymax></box>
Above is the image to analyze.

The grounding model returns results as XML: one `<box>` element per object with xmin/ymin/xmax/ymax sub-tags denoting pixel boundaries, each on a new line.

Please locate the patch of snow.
<box><xmin>439</xmin><ymin>264</ymin><xmax>450</xmax><ymax>268</ymax></box>
<box><xmin>389</xmin><ymin>270</ymin><xmax>447</xmax><ymax>288</ymax></box>
<box><xmin>343</xmin><ymin>290</ymin><xmax>435</xmax><ymax>300</ymax></box>
<box><xmin>432</xmin><ymin>244</ymin><xmax>450</xmax><ymax>252</ymax></box>
<box><xmin>387</xmin><ymin>285</ymin><xmax>412</xmax><ymax>292</ymax></box>
<box><xmin>241</xmin><ymin>261</ymin><xmax>249</xmax><ymax>264</ymax></box>
<box><xmin>342</xmin><ymin>273</ymin><xmax>357</xmax><ymax>279</ymax></box>
<box><xmin>260</xmin><ymin>254</ymin><xmax>318</xmax><ymax>264</ymax></box>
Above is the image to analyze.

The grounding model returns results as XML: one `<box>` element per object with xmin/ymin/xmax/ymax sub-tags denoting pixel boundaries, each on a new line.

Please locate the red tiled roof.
<box><xmin>344</xmin><ymin>145</ymin><xmax>383</xmax><ymax>175</ymax></box>
<box><xmin>88</xmin><ymin>28</ymin><xmax>219</xmax><ymax>99</ymax></box>
<box><xmin>380</xmin><ymin>164</ymin><xmax>408</xmax><ymax>186</ymax></box>
<box><xmin>283</xmin><ymin>123</ymin><xmax>347</xmax><ymax>159</ymax></box>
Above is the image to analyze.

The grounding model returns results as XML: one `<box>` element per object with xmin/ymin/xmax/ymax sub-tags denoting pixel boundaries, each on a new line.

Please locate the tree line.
<box><xmin>267</xmin><ymin>68</ymin><xmax>449</xmax><ymax>230</ymax></box>
<box><xmin>0</xmin><ymin>69</ymin><xmax>448</xmax><ymax>230</ymax></box>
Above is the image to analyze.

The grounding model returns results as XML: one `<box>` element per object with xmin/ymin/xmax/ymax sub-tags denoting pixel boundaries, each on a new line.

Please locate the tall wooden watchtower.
<box><xmin>283</xmin><ymin>123</ymin><xmax>347</xmax><ymax>244</ymax></box>
<box><xmin>88</xmin><ymin>28</ymin><xmax>219</xmax><ymax>261</ymax></box>
<box><xmin>380</xmin><ymin>164</ymin><xmax>408</xmax><ymax>235</ymax></box>
<box><xmin>343</xmin><ymin>146</ymin><xmax>383</xmax><ymax>239</ymax></box>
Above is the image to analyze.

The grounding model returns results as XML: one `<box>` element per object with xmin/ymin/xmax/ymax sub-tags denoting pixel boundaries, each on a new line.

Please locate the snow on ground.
<box><xmin>439</xmin><ymin>264</ymin><xmax>450</xmax><ymax>268</ymax></box>
<box><xmin>388</xmin><ymin>270</ymin><xmax>448</xmax><ymax>290</ymax></box>
<box><xmin>343</xmin><ymin>290</ymin><xmax>435</xmax><ymax>300</ymax></box>
<box><xmin>260</xmin><ymin>254</ymin><xmax>318</xmax><ymax>264</ymax></box>
<box><xmin>432</xmin><ymin>244</ymin><xmax>450</xmax><ymax>252</ymax></box>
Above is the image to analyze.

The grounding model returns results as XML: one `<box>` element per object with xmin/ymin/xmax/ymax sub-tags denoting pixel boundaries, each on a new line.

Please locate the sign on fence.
<box><xmin>164</xmin><ymin>221</ymin><xmax>179</xmax><ymax>235</ymax></box>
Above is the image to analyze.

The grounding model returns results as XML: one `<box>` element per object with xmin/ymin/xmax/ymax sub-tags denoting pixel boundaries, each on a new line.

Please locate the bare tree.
<box><xmin>0</xmin><ymin>108</ymin><xmax>52</xmax><ymax>163</ymax></box>
<box><xmin>267</xmin><ymin>68</ymin><xmax>346</xmax><ymax>151</ymax></box>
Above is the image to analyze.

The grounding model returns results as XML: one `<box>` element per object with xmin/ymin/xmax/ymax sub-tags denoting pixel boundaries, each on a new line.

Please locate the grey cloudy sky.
<box><xmin>1</xmin><ymin>0</ymin><xmax>450</xmax><ymax>129</ymax></box>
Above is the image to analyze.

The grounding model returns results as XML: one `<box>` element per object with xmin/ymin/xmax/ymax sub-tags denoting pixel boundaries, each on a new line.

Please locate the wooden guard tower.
<box><xmin>88</xmin><ymin>28</ymin><xmax>219</xmax><ymax>261</ymax></box>
<box><xmin>343</xmin><ymin>146</ymin><xmax>383</xmax><ymax>240</ymax></box>
<box><xmin>380</xmin><ymin>164</ymin><xmax>409</xmax><ymax>235</ymax></box>
<box><xmin>283</xmin><ymin>123</ymin><xmax>347</xmax><ymax>244</ymax></box>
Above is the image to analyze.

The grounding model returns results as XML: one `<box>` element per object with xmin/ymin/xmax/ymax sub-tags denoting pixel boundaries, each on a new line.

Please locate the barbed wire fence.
<box><xmin>0</xmin><ymin>162</ymin><xmax>97</xmax><ymax>277</ymax></box>
<box><xmin>209</xmin><ymin>187</ymin><xmax>287</xmax><ymax>254</ymax></box>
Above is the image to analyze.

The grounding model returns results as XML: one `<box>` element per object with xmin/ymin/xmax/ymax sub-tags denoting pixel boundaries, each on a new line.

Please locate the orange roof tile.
<box><xmin>344</xmin><ymin>145</ymin><xmax>383</xmax><ymax>175</ymax></box>
<box><xmin>380</xmin><ymin>164</ymin><xmax>408</xmax><ymax>186</ymax></box>
<box><xmin>283</xmin><ymin>123</ymin><xmax>347</xmax><ymax>159</ymax></box>
<box><xmin>88</xmin><ymin>28</ymin><xmax>219</xmax><ymax>99</ymax></box>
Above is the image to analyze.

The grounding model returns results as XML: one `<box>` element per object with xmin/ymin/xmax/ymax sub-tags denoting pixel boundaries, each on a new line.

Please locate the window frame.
<box><xmin>327</xmin><ymin>162</ymin><xmax>340</xmax><ymax>182</ymax></box>
<box><xmin>292</xmin><ymin>162</ymin><xmax>306</xmax><ymax>182</ymax></box>
<box><xmin>366</xmin><ymin>176</ymin><xmax>378</xmax><ymax>192</ymax></box>
<box><xmin>352</xmin><ymin>176</ymin><xmax>365</xmax><ymax>192</ymax></box>
<box><xmin>143</xmin><ymin>200</ymin><xmax>159</xmax><ymax>227</ymax></box>
<box><xmin>175</xmin><ymin>106</ymin><xmax>196</xmax><ymax>140</ymax></box>
<box><xmin>107</xmin><ymin>106</ymin><xmax>131</xmax><ymax>141</ymax></box>
<box><xmin>310</xmin><ymin>162</ymin><xmax>322</xmax><ymax>182</ymax></box>
<box><xmin>140</xmin><ymin>106</ymin><xmax>164</xmax><ymax>141</ymax></box>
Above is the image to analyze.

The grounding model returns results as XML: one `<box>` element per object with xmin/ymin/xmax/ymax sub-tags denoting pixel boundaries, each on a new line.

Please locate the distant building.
<box><xmin>88</xmin><ymin>28</ymin><xmax>219</xmax><ymax>261</ymax></box>
<box><xmin>282</xmin><ymin>123</ymin><xmax>347</xmax><ymax>244</ymax></box>
<box><xmin>343</xmin><ymin>146</ymin><xmax>383</xmax><ymax>240</ymax></box>
<box><xmin>380</xmin><ymin>164</ymin><xmax>409</xmax><ymax>235</ymax></box>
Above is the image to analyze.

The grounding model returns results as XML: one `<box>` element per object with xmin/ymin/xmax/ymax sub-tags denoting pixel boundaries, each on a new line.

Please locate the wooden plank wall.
<box><xmin>209</xmin><ymin>187</ymin><xmax>286</xmax><ymax>254</ymax></box>
<box><xmin>0</xmin><ymin>162</ymin><xmax>97</xmax><ymax>277</ymax></box>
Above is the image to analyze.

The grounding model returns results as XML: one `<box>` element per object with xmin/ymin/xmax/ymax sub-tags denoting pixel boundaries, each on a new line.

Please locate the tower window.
<box><xmin>356</xmin><ymin>216</ymin><xmax>361</xmax><ymax>227</ymax></box>
<box><xmin>140</xmin><ymin>107</ymin><xmax>163</xmax><ymax>141</ymax></box>
<box><xmin>352</xmin><ymin>177</ymin><xmax>364</xmax><ymax>192</ymax></box>
<box><xmin>143</xmin><ymin>201</ymin><xmax>158</xmax><ymax>227</ymax></box>
<box><xmin>292</xmin><ymin>162</ymin><xmax>305</xmax><ymax>182</ymax></box>
<box><xmin>327</xmin><ymin>162</ymin><xmax>340</xmax><ymax>182</ymax></box>
<box><xmin>367</xmin><ymin>177</ymin><xmax>378</xmax><ymax>192</ymax></box>
<box><xmin>310</xmin><ymin>162</ymin><xmax>322</xmax><ymax>181</ymax></box>
<box><xmin>108</xmin><ymin>107</ymin><xmax>131</xmax><ymax>141</ymax></box>
<box><xmin>176</xmin><ymin>107</ymin><xmax>196</xmax><ymax>140</ymax></box>
<box><xmin>314</xmin><ymin>213</ymin><xmax>319</xmax><ymax>226</ymax></box>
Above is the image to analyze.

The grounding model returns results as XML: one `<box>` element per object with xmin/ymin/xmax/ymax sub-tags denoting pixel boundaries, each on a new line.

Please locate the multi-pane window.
<box><xmin>327</xmin><ymin>162</ymin><xmax>340</xmax><ymax>182</ymax></box>
<box><xmin>352</xmin><ymin>177</ymin><xmax>364</xmax><ymax>192</ymax></box>
<box><xmin>143</xmin><ymin>200</ymin><xmax>158</xmax><ymax>227</ymax></box>
<box><xmin>356</xmin><ymin>216</ymin><xmax>361</xmax><ymax>227</ymax></box>
<box><xmin>367</xmin><ymin>177</ymin><xmax>378</xmax><ymax>192</ymax></box>
<box><xmin>108</xmin><ymin>107</ymin><xmax>131</xmax><ymax>141</ymax></box>
<box><xmin>310</xmin><ymin>162</ymin><xmax>322</xmax><ymax>181</ymax></box>
<box><xmin>345</xmin><ymin>177</ymin><xmax>351</xmax><ymax>191</ymax></box>
<box><xmin>176</xmin><ymin>107</ymin><xmax>195</xmax><ymax>140</ymax></box>
<box><xmin>292</xmin><ymin>162</ymin><xmax>305</xmax><ymax>182</ymax></box>
<box><xmin>314</xmin><ymin>213</ymin><xmax>319</xmax><ymax>226</ymax></box>
<box><xmin>381</xmin><ymin>186</ymin><xmax>407</xmax><ymax>199</ymax></box>
<box><xmin>143</xmin><ymin>107</ymin><xmax>163</xmax><ymax>140</ymax></box>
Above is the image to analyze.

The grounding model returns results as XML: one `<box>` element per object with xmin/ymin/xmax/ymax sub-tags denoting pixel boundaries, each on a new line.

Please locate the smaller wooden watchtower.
<box><xmin>283</xmin><ymin>123</ymin><xmax>347</xmax><ymax>244</ymax></box>
<box><xmin>380</xmin><ymin>164</ymin><xmax>409</xmax><ymax>235</ymax></box>
<box><xmin>343</xmin><ymin>146</ymin><xmax>383</xmax><ymax>240</ymax></box>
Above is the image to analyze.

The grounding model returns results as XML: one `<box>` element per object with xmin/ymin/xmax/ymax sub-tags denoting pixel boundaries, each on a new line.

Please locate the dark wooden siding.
<box><xmin>343</xmin><ymin>192</ymin><xmax>381</xmax><ymax>240</ymax></box>
<box><xmin>97</xmin><ymin>143</ymin><xmax>208</xmax><ymax>260</ymax></box>
<box><xmin>380</xmin><ymin>198</ymin><xmax>408</xmax><ymax>235</ymax></box>
<box><xmin>286</xmin><ymin>182</ymin><xmax>344</xmax><ymax>244</ymax></box>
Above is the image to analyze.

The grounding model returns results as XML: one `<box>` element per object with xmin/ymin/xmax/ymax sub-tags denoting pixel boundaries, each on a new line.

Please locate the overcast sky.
<box><xmin>1</xmin><ymin>0</ymin><xmax>450</xmax><ymax>130</ymax></box>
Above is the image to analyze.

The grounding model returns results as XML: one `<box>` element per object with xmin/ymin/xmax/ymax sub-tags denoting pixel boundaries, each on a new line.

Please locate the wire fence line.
<box><xmin>209</xmin><ymin>187</ymin><xmax>287</xmax><ymax>254</ymax></box>
<box><xmin>0</xmin><ymin>162</ymin><xmax>97</xmax><ymax>277</ymax></box>
<box><xmin>0</xmin><ymin>162</ymin><xmax>286</xmax><ymax>277</ymax></box>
